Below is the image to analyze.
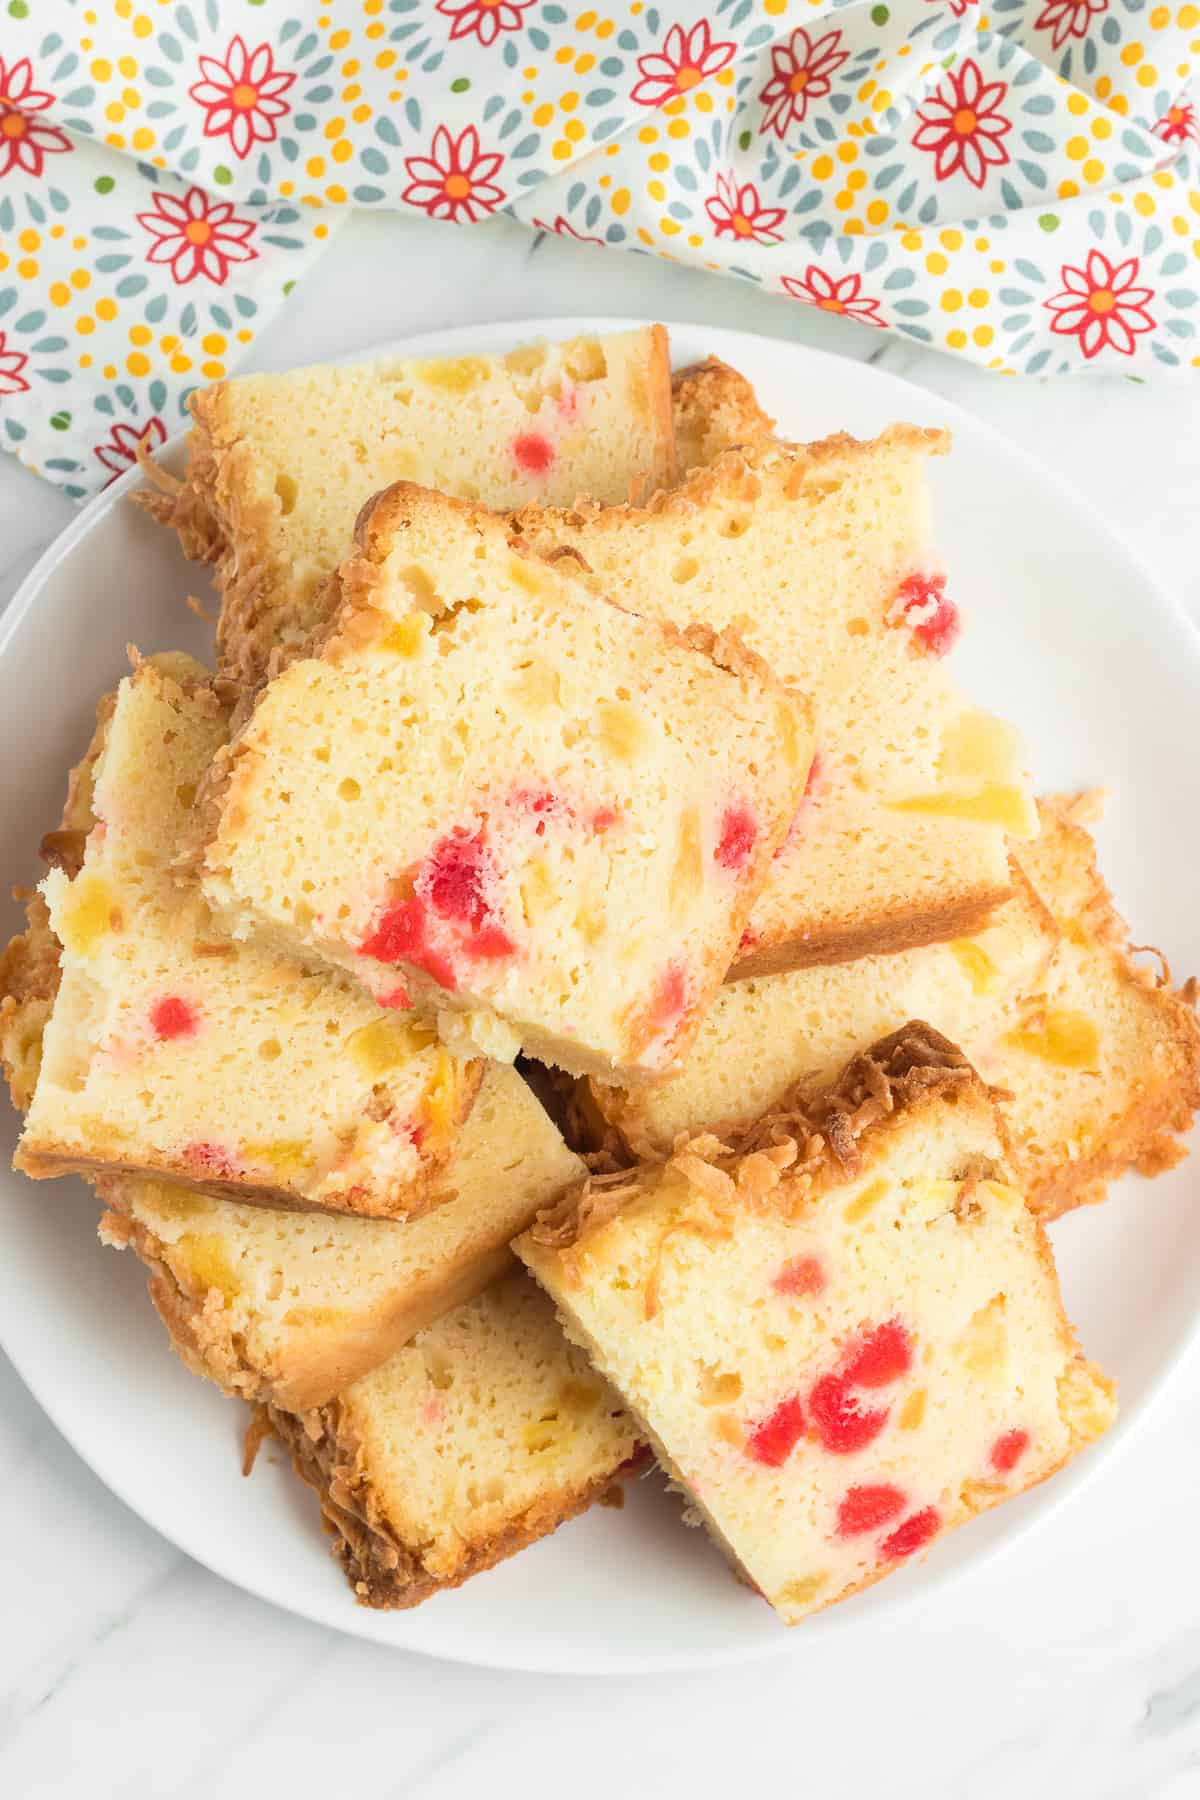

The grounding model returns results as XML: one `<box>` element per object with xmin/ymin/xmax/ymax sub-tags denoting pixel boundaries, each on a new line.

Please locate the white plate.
<box><xmin>2</xmin><ymin>319</ymin><xmax>1198</xmax><ymax>1675</ymax></box>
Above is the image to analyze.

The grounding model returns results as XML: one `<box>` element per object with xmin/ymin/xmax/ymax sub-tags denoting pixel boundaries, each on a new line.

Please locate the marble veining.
<box><xmin>0</xmin><ymin>206</ymin><xmax>1198</xmax><ymax>1800</ymax></box>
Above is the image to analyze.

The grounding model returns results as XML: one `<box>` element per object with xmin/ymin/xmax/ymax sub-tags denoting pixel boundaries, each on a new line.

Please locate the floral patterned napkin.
<box><xmin>0</xmin><ymin>0</ymin><xmax>1195</xmax><ymax>499</ymax></box>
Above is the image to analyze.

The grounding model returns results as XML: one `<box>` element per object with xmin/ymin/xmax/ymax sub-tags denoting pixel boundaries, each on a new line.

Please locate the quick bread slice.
<box><xmin>580</xmin><ymin>855</ymin><xmax>1058</xmax><ymax>1159</ymax></box>
<box><xmin>0</xmin><ymin>788</ymin><xmax>586</xmax><ymax>1408</ymax></box>
<box><xmin>15</xmin><ymin>656</ymin><xmax>479</xmax><ymax>1219</ymax></box>
<box><xmin>671</xmin><ymin>356</ymin><xmax>774</xmax><ymax>472</ymax></box>
<box><xmin>198</xmin><ymin>484</ymin><xmax>813</xmax><ymax>1084</ymax></box>
<box><xmin>97</xmin><ymin>1064</ymin><xmax>583</xmax><ymax>1410</ymax></box>
<box><xmin>138</xmin><ymin>327</ymin><xmax>677</xmax><ymax>686</ymax></box>
<box><xmin>576</xmin><ymin>800</ymin><xmax>1200</xmax><ymax>1217</ymax></box>
<box><xmin>518</xmin><ymin>1025</ymin><xmax>1115</xmax><ymax>1628</ymax></box>
<box><xmin>269</xmin><ymin>1272</ymin><xmax>641</xmax><ymax>1608</ymax></box>
<box><xmin>510</xmin><ymin>428</ymin><xmax>1037</xmax><ymax>978</ymax></box>
<box><xmin>997</xmin><ymin>795</ymin><xmax>1200</xmax><ymax>1217</ymax></box>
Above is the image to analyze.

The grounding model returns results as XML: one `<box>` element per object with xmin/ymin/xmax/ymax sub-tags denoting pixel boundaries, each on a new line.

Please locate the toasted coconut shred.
<box><xmin>531</xmin><ymin>1023</ymin><xmax>978</xmax><ymax>1320</ymax></box>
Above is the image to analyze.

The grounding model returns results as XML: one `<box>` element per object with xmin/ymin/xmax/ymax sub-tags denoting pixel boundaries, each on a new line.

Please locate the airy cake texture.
<box><xmin>139</xmin><ymin>327</ymin><xmax>677</xmax><ymax>686</ymax></box>
<box><xmin>199</xmin><ymin>484</ymin><xmax>814</xmax><ymax>1083</ymax></box>
<box><xmin>270</xmin><ymin>1272</ymin><xmax>641</xmax><ymax>1608</ymax></box>
<box><xmin>518</xmin><ymin>1026</ymin><xmax>1115</xmax><ymax>1626</ymax></box>
<box><xmin>576</xmin><ymin>801</ymin><xmax>1200</xmax><ymax>1218</ymax></box>
<box><xmin>98</xmin><ymin>1064</ymin><xmax>582</xmax><ymax>1410</ymax></box>
<box><xmin>16</xmin><ymin>656</ymin><xmax>478</xmax><ymax>1218</ymax></box>
<box><xmin>510</xmin><ymin>427</ymin><xmax>1037</xmax><ymax>978</ymax></box>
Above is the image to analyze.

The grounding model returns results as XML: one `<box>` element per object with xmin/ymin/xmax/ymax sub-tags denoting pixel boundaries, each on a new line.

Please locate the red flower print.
<box><xmin>781</xmin><ymin>267</ymin><xmax>887</xmax><ymax>329</ymax></box>
<box><xmin>532</xmin><ymin>214</ymin><xmax>604</xmax><ymax>246</ymax></box>
<box><xmin>436</xmin><ymin>0</ymin><xmax>535</xmax><ymax>45</ymax></box>
<box><xmin>188</xmin><ymin>35</ymin><xmax>295</xmax><ymax>161</ymax></box>
<box><xmin>136</xmin><ymin>186</ymin><xmax>258</xmax><ymax>286</ymax></box>
<box><xmin>0</xmin><ymin>56</ymin><xmax>73</xmax><ymax>180</ymax></box>
<box><xmin>1045</xmin><ymin>250</ymin><xmax>1156</xmax><ymax>360</ymax></box>
<box><xmin>1033</xmin><ymin>0</ymin><xmax>1108</xmax><ymax>52</ymax></box>
<box><xmin>630</xmin><ymin>19</ymin><xmax>737</xmax><ymax>108</ymax></box>
<box><xmin>757</xmin><ymin>28</ymin><xmax>848</xmax><ymax>141</ymax></box>
<box><xmin>0</xmin><ymin>329</ymin><xmax>29</xmax><ymax>396</ymax></box>
<box><xmin>705</xmin><ymin>172</ymin><xmax>785</xmax><ymax>245</ymax></box>
<box><xmin>401</xmin><ymin>124</ymin><xmax>506</xmax><ymax>222</ymax></box>
<box><xmin>1154</xmin><ymin>100</ymin><xmax>1199</xmax><ymax>146</ymax></box>
<box><xmin>94</xmin><ymin>417</ymin><xmax>168</xmax><ymax>485</ymax></box>
<box><xmin>926</xmin><ymin>0</ymin><xmax>979</xmax><ymax>13</ymax></box>
<box><xmin>912</xmin><ymin>57</ymin><xmax>1012</xmax><ymax>189</ymax></box>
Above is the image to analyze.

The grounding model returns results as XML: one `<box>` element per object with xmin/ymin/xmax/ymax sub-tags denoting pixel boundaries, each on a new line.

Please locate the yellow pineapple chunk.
<box><xmin>1004</xmin><ymin>1007</ymin><xmax>1101</xmax><ymax>1070</ymax></box>
<box><xmin>381</xmin><ymin>613</ymin><xmax>431</xmax><ymax>658</ymax></box>
<box><xmin>177</xmin><ymin>1232</ymin><xmax>240</xmax><ymax>1300</ymax></box>
<box><xmin>594</xmin><ymin>700</ymin><xmax>645</xmax><ymax>762</ymax></box>
<box><xmin>58</xmin><ymin>871</ymin><xmax>116</xmax><ymax>954</ymax></box>
<box><xmin>416</xmin><ymin>355</ymin><xmax>489</xmax><ymax>393</ymax></box>
<box><xmin>670</xmin><ymin>807</ymin><xmax>704</xmax><ymax>919</ymax></box>
<box><xmin>888</xmin><ymin>783</ymin><xmax>1037</xmax><ymax>838</ymax></box>
<box><xmin>950</xmin><ymin>937</ymin><xmax>1000</xmax><ymax>995</ymax></box>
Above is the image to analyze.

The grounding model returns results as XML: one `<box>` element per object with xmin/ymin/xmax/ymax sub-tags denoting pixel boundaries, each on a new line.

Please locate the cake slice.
<box><xmin>15</xmin><ymin>656</ymin><xmax>479</xmax><ymax>1219</ymax></box>
<box><xmin>577</xmin><ymin>801</ymin><xmax>1200</xmax><ymax>1219</ymax></box>
<box><xmin>139</xmin><ymin>327</ymin><xmax>678</xmax><ymax>686</ymax></box>
<box><xmin>198</xmin><ymin>484</ymin><xmax>814</xmax><ymax>1083</ymax></box>
<box><xmin>269</xmin><ymin>1272</ymin><xmax>641</xmax><ymax>1608</ymax></box>
<box><xmin>510</xmin><ymin>428</ymin><xmax>1037</xmax><ymax>978</ymax></box>
<box><xmin>97</xmin><ymin>1064</ymin><xmax>582</xmax><ymax>1410</ymax></box>
<box><xmin>518</xmin><ymin>1025</ymin><xmax>1116</xmax><ymax>1627</ymax></box>
<box><xmin>996</xmin><ymin>795</ymin><xmax>1200</xmax><ymax>1216</ymax></box>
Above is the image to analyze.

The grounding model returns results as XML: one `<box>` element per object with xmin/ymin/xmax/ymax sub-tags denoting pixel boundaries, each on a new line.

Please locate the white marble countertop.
<box><xmin>2</xmin><ymin>213</ymin><xmax>1199</xmax><ymax>1800</ymax></box>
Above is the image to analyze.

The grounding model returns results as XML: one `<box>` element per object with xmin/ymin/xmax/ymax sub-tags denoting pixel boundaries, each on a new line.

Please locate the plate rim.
<box><xmin>2</xmin><ymin>313</ymin><xmax>1199</xmax><ymax>1674</ymax></box>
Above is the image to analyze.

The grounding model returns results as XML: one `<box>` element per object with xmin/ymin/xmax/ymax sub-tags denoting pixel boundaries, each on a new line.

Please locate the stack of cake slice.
<box><xmin>3</xmin><ymin>324</ymin><xmax>1197</xmax><ymax>1628</ymax></box>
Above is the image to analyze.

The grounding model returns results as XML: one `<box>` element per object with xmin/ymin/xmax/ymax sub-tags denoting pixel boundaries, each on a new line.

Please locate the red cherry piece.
<box><xmin>424</xmin><ymin>829</ymin><xmax>493</xmax><ymax>932</ymax></box>
<box><xmin>804</xmin><ymin>750</ymin><xmax>825</xmax><ymax>798</ymax></box>
<box><xmin>809</xmin><ymin>1373</ymin><xmax>889</xmax><ymax>1455</ymax></box>
<box><xmin>772</xmin><ymin>752</ymin><xmax>825</xmax><ymax>863</ymax></box>
<box><xmin>880</xmin><ymin>1506</ymin><xmax>941</xmax><ymax>1560</ymax></box>
<box><xmin>411</xmin><ymin>943</ymin><xmax>458</xmax><ymax>992</ymax></box>
<box><xmin>738</xmin><ymin>925</ymin><xmax>758</xmax><ymax>952</ymax></box>
<box><xmin>590</xmin><ymin>804</ymin><xmax>618</xmax><ymax>834</ymax></box>
<box><xmin>466</xmin><ymin>922</ymin><xmax>518</xmax><ymax>960</ymax></box>
<box><xmin>772</xmin><ymin>1255</ymin><xmax>826</xmax><ymax>1298</ymax></box>
<box><xmin>843</xmin><ymin>1319</ymin><xmax>913</xmax><ymax>1389</ymax></box>
<box><xmin>511</xmin><ymin>786</ymin><xmax>573</xmax><ymax>836</ymax></box>
<box><xmin>378</xmin><ymin>985</ymin><xmax>411</xmax><ymax>1011</ymax></box>
<box><xmin>836</xmin><ymin>1483</ymin><xmax>907</xmax><ymax>1538</ymax></box>
<box><xmin>990</xmin><ymin>1428</ymin><xmax>1030</xmax><ymax>1475</ymax></box>
<box><xmin>512</xmin><ymin>432</ymin><xmax>555</xmax><ymax>475</ymax></box>
<box><xmin>184</xmin><ymin>1140</ymin><xmax>236</xmax><ymax>1179</ymax></box>
<box><xmin>896</xmin><ymin>574</ymin><xmax>960</xmax><ymax>657</ymax></box>
<box><xmin>360</xmin><ymin>895</ymin><xmax>426</xmax><ymax>963</ymax></box>
<box><xmin>648</xmin><ymin>962</ymin><xmax>689</xmax><ymax>1036</ymax></box>
<box><xmin>714</xmin><ymin>802</ymin><xmax>758</xmax><ymax>873</ymax></box>
<box><xmin>747</xmin><ymin>1395</ymin><xmax>807</xmax><ymax>1468</ymax></box>
<box><xmin>150</xmin><ymin>995</ymin><xmax>198</xmax><ymax>1041</ymax></box>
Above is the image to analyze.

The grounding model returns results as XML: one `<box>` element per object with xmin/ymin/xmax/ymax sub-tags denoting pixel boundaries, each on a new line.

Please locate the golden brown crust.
<box><xmin>97</xmin><ymin>1183</ymin><xmax>518</xmax><ymax>1409</ymax></box>
<box><xmin>644</xmin><ymin>322</ymin><xmax>679</xmax><ymax>493</ymax></box>
<box><xmin>730</xmin><ymin>883</ymin><xmax>1012</xmax><ymax>980</ymax></box>
<box><xmin>1015</xmin><ymin>794</ymin><xmax>1200</xmax><ymax>1217</ymax></box>
<box><xmin>532</xmin><ymin>1023</ymin><xmax>1002</xmax><ymax>1252</ymax></box>
<box><xmin>0</xmin><ymin>685</ymin><xmax>119</xmax><ymax>1111</ymax></box>
<box><xmin>670</xmin><ymin>356</ymin><xmax>774</xmax><ymax>473</ymax></box>
<box><xmin>267</xmin><ymin>1397</ymin><xmax>634</xmax><ymax>1608</ymax></box>
<box><xmin>18</xmin><ymin>1056</ymin><xmax>482</xmax><ymax>1221</ymax></box>
<box><xmin>130</xmin><ymin>420</ymin><xmax>227</xmax><ymax>566</ymax></box>
<box><xmin>508</xmin><ymin>422</ymin><xmax>950</xmax><ymax>549</ymax></box>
